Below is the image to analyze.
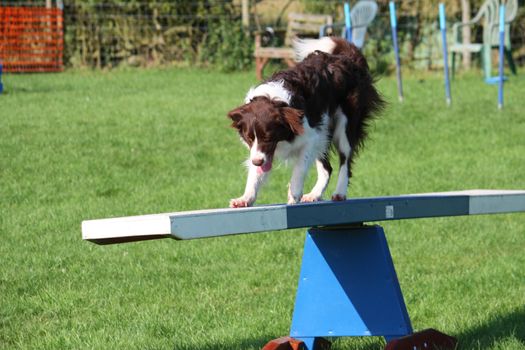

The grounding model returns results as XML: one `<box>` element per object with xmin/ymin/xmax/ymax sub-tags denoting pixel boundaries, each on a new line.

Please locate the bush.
<box><xmin>63</xmin><ymin>0</ymin><xmax>252</xmax><ymax>70</ymax></box>
<box><xmin>199</xmin><ymin>17</ymin><xmax>253</xmax><ymax>72</ymax></box>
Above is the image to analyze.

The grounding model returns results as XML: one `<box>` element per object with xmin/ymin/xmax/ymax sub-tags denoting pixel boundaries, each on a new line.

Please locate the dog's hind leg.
<box><xmin>332</xmin><ymin>109</ymin><xmax>351</xmax><ymax>201</ymax></box>
<box><xmin>301</xmin><ymin>156</ymin><xmax>332</xmax><ymax>202</ymax></box>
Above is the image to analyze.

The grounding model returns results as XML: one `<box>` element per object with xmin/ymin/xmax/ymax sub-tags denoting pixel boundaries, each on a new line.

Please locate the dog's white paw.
<box><xmin>301</xmin><ymin>193</ymin><xmax>322</xmax><ymax>203</ymax></box>
<box><xmin>287</xmin><ymin>197</ymin><xmax>300</xmax><ymax>205</ymax></box>
<box><xmin>331</xmin><ymin>194</ymin><xmax>347</xmax><ymax>201</ymax></box>
<box><xmin>229</xmin><ymin>197</ymin><xmax>254</xmax><ymax>208</ymax></box>
<box><xmin>287</xmin><ymin>187</ymin><xmax>301</xmax><ymax>205</ymax></box>
<box><xmin>287</xmin><ymin>193</ymin><xmax>302</xmax><ymax>205</ymax></box>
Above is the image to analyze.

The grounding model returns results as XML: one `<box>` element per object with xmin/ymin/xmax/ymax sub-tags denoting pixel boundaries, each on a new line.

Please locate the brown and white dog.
<box><xmin>228</xmin><ymin>37</ymin><xmax>384</xmax><ymax>208</ymax></box>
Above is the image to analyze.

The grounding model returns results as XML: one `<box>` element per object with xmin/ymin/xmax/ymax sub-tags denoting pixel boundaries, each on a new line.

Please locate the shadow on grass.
<box><xmin>173</xmin><ymin>335</ymin><xmax>386</xmax><ymax>350</ymax></box>
<box><xmin>170</xmin><ymin>308</ymin><xmax>525</xmax><ymax>349</ymax></box>
<box><xmin>172</xmin><ymin>336</ymin><xmax>274</xmax><ymax>350</ymax></box>
<box><xmin>457</xmin><ymin>306</ymin><xmax>525</xmax><ymax>349</ymax></box>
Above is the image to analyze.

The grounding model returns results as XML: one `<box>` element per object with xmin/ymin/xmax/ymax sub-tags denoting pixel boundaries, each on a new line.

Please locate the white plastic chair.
<box><xmin>319</xmin><ymin>0</ymin><xmax>378</xmax><ymax>49</ymax></box>
<box><xmin>450</xmin><ymin>0</ymin><xmax>517</xmax><ymax>80</ymax></box>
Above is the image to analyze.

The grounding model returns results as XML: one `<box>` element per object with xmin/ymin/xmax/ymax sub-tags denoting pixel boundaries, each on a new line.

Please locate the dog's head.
<box><xmin>228</xmin><ymin>96</ymin><xmax>304</xmax><ymax>173</ymax></box>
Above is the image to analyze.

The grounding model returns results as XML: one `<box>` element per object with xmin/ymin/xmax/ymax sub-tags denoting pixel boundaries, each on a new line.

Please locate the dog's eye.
<box><xmin>241</xmin><ymin>132</ymin><xmax>254</xmax><ymax>145</ymax></box>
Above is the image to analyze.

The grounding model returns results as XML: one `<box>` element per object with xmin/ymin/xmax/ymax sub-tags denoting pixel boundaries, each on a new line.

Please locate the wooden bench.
<box><xmin>254</xmin><ymin>13</ymin><xmax>333</xmax><ymax>80</ymax></box>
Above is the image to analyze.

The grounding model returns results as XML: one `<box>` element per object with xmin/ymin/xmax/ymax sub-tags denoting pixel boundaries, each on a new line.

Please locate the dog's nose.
<box><xmin>252</xmin><ymin>158</ymin><xmax>264</xmax><ymax>166</ymax></box>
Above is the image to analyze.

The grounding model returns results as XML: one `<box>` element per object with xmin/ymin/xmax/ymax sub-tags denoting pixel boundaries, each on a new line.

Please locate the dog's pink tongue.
<box><xmin>256</xmin><ymin>158</ymin><xmax>273</xmax><ymax>175</ymax></box>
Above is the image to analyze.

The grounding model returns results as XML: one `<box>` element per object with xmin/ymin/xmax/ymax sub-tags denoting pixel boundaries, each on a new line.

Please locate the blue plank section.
<box><xmin>290</xmin><ymin>226</ymin><xmax>412</xmax><ymax>343</ymax></box>
<box><xmin>286</xmin><ymin>195</ymin><xmax>469</xmax><ymax>229</ymax></box>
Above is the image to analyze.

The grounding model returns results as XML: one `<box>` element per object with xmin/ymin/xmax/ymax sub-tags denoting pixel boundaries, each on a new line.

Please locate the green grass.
<box><xmin>1</xmin><ymin>67</ymin><xmax>524</xmax><ymax>350</ymax></box>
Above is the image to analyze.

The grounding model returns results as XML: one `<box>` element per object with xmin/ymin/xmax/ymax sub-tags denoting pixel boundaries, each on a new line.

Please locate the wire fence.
<box><xmin>1</xmin><ymin>0</ymin><xmax>524</xmax><ymax>73</ymax></box>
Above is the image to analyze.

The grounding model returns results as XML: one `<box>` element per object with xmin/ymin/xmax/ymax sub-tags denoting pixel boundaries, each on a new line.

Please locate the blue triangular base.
<box><xmin>290</xmin><ymin>225</ymin><xmax>412</xmax><ymax>348</ymax></box>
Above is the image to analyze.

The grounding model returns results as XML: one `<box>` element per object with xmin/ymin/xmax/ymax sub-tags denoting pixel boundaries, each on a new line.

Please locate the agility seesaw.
<box><xmin>82</xmin><ymin>189</ymin><xmax>525</xmax><ymax>350</ymax></box>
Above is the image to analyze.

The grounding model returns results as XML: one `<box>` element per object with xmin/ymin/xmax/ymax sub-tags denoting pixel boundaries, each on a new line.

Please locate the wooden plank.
<box><xmin>82</xmin><ymin>213</ymin><xmax>172</xmax><ymax>245</ymax></box>
<box><xmin>253</xmin><ymin>47</ymin><xmax>294</xmax><ymax>59</ymax></box>
<box><xmin>82</xmin><ymin>190</ymin><xmax>525</xmax><ymax>244</ymax></box>
<box><xmin>255</xmin><ymin>12</ymin><xmax>332</xmax><ymax>57</ymax></box>
<box><xmin>289</xmin><ymin>22</ymin><xmax>327</xmax><ymax>34</ymax></box>
<box><xmin>288</xmin><ymin>13</ymin><xmax>332</xmax><ymax>23</ymax></box>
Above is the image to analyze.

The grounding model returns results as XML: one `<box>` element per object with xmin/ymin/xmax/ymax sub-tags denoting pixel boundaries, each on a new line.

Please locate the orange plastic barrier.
<box><xmin>0</xmin><ymin>6</ymin><xmax>63</xmax><ymax>72</ymax></box>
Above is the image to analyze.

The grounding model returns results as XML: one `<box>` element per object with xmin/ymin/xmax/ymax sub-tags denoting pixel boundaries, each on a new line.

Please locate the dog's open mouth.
<box><xmin>256</xmin><ymin>156</ymin><xmax>273</xmax><ymax>174</ymax></box>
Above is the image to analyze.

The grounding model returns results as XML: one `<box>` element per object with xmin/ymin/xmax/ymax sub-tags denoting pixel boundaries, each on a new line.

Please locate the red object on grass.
<box><xmin>262</xmin><ymin>337</ymin><xmax>331</xmax><ymax>350</ymax></box>
<box><xmin>0</xmin><ymin>6</ymin><xmax>63</xmax><ymax>72</ymax></box>
<box><xmin>385</xmin><ymin>328</ymin><xmax>457</xmax><ymax>350</ymax></box>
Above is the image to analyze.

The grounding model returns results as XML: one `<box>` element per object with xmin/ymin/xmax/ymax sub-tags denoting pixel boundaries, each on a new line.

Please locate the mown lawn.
<box><xmin>0</xmin><ymin>67</ymin><xmax>524</xmax><ymax>350</ymax></box>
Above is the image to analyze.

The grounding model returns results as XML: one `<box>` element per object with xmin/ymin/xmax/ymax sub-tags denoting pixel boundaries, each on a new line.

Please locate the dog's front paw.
<box><xmin>287</xmin><ymin>197</ymin><xmax>300</xmax><ymax>205</ymax></box>
<box><xmin>229</xmin><ymin>197</ymin><xmax>255</xmax><ymax>208</ymax></box>
<box><xmin>331</xmin><ymin>194</ymin><xmax>347</xmax><ymax>201</ymax></box>
<box><xmin>301</xmin><ymin>193</ymin><xmax>323</xmax><ymax>203</ymax></box>
<box><xmin>287</xmin><ymin>184</ymin><xmax>302</xmax><ymax>205</ymax></box>
<box><xmin>288</xmin><ymin>192</ymin><xmax>302</xmax><ymax>205</ymax></box>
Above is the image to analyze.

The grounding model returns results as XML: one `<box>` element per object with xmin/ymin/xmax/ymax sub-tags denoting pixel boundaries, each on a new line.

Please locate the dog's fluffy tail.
<box><xmin>293</xmin><ymin>37</ymin><xmax>369</xmax><ymax>69</ymax></box>
<box><xmin>293</xmin><ymin>37</ymin><xmax>336</xmax><ymax>62</ymax></box>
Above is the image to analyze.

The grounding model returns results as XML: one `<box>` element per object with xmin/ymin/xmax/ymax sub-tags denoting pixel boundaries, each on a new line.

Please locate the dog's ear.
<box><xmin>227</xmin><ymin>107</ymin><xmax>244</xmax><ymax>128</ymax></box>
<box><xmin>281</xmin><ymin>107</ymin><xmax>304</xmax><ymax>135</ymax></box>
